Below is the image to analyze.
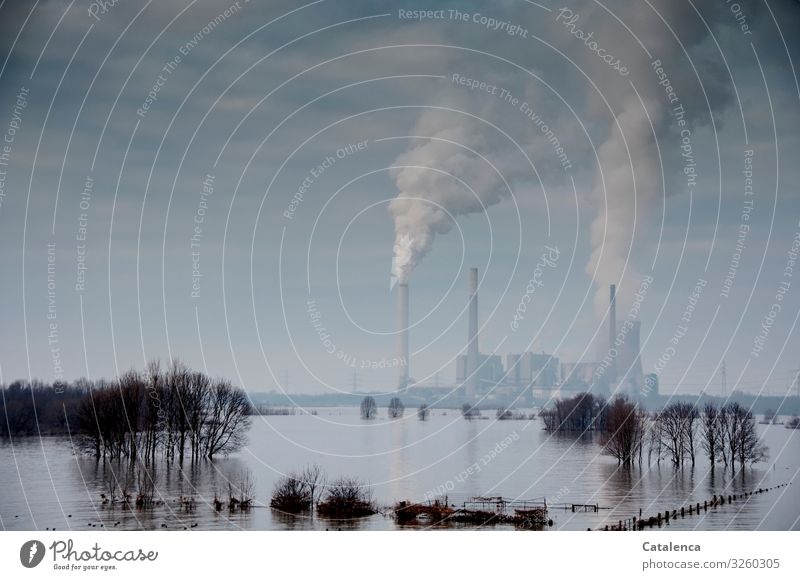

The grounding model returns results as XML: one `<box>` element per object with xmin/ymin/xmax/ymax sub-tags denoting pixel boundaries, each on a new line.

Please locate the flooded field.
<box><xmin>1</xmin><ymin>408</ymin><xmax>798</xmax><ymax>531</ymax></box>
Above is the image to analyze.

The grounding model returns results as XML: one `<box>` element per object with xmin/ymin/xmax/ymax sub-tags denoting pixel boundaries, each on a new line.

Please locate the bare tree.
<box><xmin>202</xmin><ymin>379</ymin><xmax>252</xmax><ymax>459</ymax></box>
<box><xmin>417</xmin><ymin>404</ymin><xmax>429</xmax><ymax>421</ymax></box>
<box><xmin>601</xmin><ymin>396</ymin><xmax>646</xmax><ymax>466</ymax></box>
<box><xmin>165</xmin><ymin>359</ymin><xmax>192</xmax><ymax>462</ymax></box>
<box><xmin>186</xmin><ymin>371</ymin><xmax>210</xmax><ymax>462</ymax></box>
<box><xmin>701</xmin><ymin>402</ymin><xmax>721</xmax><ymax>467</ymax></box>
<box><xmin>702</xmin><ymin>402</ymin><xmax>768</xmax><ymax>472</ymax></box>
<box><xmin>683</xmin><ymin>403</ymin><xmax>700</xmax><ymax>465</ymax></box>
<box><xmin>387</xmin><ymin>397</ymin><xmax>404</xmax><ymax>419</ymax></box>
<box><xmin>461</xmin><ymin>403</ymin><xmax>480</xmax><ymax>420</ymax></box>
<box><xmin>731</xmin><ymin>404</ymin><xmax>768</xmax><ymax>470</ymax></box>
<box><xmin>646</xmin><ymin>416</ymin><xmax>663</xmax><ymax>465</ymax></box>
<box><xmin>360</xmin><ymin>396</ymin><xmax>377</xmax><ymax>420</ymax></box>
<box><xmin>300</xmin><ymin>464</ymin><xmax>326</xmax><ymax>510</ymax></box>
<box><xmin>652</xmin><ymin>402</ymin><xmax>699</xmax><ymax>467</ymax></box>
<box><xmin>723</xmin><ymin>402</ymin><xmax>746</xmax><ymax>472</ymax></box>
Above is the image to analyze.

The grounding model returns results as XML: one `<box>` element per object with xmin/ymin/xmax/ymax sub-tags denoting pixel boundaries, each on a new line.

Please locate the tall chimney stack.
<box><xmin>397</xmin><ymin>283</ymin><xmax>409</xmax><ymax>390</ymax></box>
<box><xmin>609</xmin><ymin>284</ymin><xmax>617</xmax><ymax>387</ymax></box>
<box><xmin>466</xmin><ymin>268</ymin><xmax>479</xmax><ymax>399</ymax></box>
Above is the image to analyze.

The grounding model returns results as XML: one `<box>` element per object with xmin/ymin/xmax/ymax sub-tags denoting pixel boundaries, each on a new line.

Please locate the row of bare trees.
<box><xmin>605</xmin><ymin>399</ymin><xmax>767</xmax><ymax>472</ymax></box>
<box><xmin>700</xmin><ymin>401</ymin><xmax>768</xmax><ymax>473</ymax></box>
<box><xmin>649</xmin><ymin>402</ymin><xmax>700</xmax><ymax>466</ymax></box>
<box><xmin>73</xmin><ymin>360</ymin><xmax>251</xmax><ymax>461</ymax></box>
<box><xmin>540</xmin><ymin>393</ymin><xmax>768</xmax><ymax>472</ymax></box>
<box><xmin>359</xmin><ymin>395</ymin><xmax>407</xmax><ymax>419</ymax></box>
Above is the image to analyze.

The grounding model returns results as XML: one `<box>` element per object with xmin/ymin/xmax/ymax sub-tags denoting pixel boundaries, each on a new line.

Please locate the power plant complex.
<box><xmin>397</xmin><ymin>269</ymin><xmax>653</xmax><ymax>403</ymax></box>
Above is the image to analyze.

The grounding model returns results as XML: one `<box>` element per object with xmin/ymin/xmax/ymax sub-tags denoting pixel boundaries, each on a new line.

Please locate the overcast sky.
<box><xmin>0</xmin><ymin>0</ymin><xmax>798</xmax><ymax>395</ymax></box>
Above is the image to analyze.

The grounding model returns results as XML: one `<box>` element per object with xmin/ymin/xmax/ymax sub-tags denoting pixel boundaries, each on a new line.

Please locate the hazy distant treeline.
<box><xmin>0</xmin><ymin>380</ymin><xmax>85</xmax><ymax>436</ymax></box>
<box><xmin>0</xmin><ymin>360</ymin><xmax>251</xmax><ymax>461</ymax></box>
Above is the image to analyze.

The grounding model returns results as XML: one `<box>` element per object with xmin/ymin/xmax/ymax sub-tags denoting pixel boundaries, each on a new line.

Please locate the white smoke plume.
<box><xmin>389</xmin><ymin>110</ymin><xmax>504</xmax><ymax>283</ymax></box>
<box><xmin>587</xmin><ymin>95</ymin><xmax>664</xmax><ymax>313</ymax></box>
<box><xmin>579</xmin><ymin>0</ymin><xmax>734</xmax><ymax>313</ymax></box>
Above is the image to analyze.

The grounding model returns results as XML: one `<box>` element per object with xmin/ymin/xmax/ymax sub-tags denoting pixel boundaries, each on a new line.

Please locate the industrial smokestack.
<box><xmin>618</xmin><ymin>320</ymin><xmax>644</xmax><ymax>396</ymax></box>
<box><xmin>466</xmin><ymin>268</ymin><xmax>479</xmax><ymax>399</ymax></box>
<box><xmin>397</xmin><ymin>283</ymin><xmax>409</xmax><ymax>390</ymax></box>
<box><xmin>609</xmin><ymin>284</ymin><xmax>617</xmax><ymax>386</ymax></box>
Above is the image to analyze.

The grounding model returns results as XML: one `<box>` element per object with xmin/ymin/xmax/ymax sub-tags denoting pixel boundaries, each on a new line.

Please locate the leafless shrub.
<box><xmin>270</xmin><ymin>465</ymin><xmax>326</xmax><ymax>514</ymax></box>
<box><xmin>317</xmin><ymin>477</ymin><xmax>376</xmax><ymax>518</ymax></box>
<box><xmin>228</xmin><ymin>470</ymin><xmax>255</xmax><ymax>510</ymax></box>
<box><xmin>135</xmin><ymin>462</ymin><xmax>157</xmax><ymax>509</ymax></box>
<box><xmin>270</xmin><ymin>473</ymin><xmax>312</xmax><ymax>513</ymax></box>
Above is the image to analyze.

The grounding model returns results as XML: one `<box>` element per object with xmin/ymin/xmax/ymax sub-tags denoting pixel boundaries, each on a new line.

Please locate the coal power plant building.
<box><xmin>450</xmin><ymin>277</ymin><xmax>647</xmax><ymax>403</ymax></box>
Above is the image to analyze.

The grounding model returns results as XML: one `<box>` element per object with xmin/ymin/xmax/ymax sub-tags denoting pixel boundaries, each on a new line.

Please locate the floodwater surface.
<box><xmin>1</xmin><ymin>408</ymin><xmax>798</xmax><ymax>531</ymax></box>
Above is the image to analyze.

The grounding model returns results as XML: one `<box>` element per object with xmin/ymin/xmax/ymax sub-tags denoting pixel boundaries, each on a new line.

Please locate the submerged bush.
<box><xmin>270</xmin><ymin>474</ymin><xmax>312</xmax><ymax>513</ymax></box>
<box><xmin>269</xmin><ymin>465</ymin><xmax>326</xmax><ymax>513</ymax></box>
<box><xmin>317</xmin><ymin>477</ymin><xmax>376</xmax><ymax>518</ymax></box>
